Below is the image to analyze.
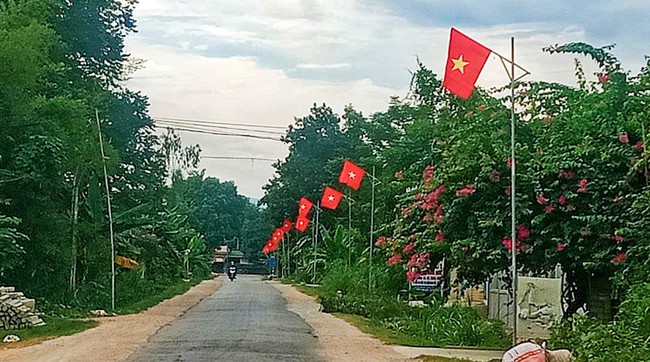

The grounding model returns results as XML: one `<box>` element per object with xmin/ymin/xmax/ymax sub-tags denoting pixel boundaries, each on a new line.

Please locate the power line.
<box><xmin>155</xmin><ymin>119</ymin><xmax>285</xmax><ymax>136</ymax></box>
<box><xmin>153</xmin><ymin>124</ymin><xmax>284</xmax><ymax>142</ymax></box>
<box><xmin>202</xmin><ymin>156</ymin><xmax>278</xmax><ymax>162</ymax></box>
<box><xmin>153</xmin><ymin>116</ymin><xmax>288</xmax><ymax>130</ymax></box>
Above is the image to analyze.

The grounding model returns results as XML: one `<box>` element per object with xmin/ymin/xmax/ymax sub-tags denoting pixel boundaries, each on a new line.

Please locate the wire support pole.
<box><xmin>509</xmin><ymin>37</ymin><xmax>518</xmax><ymax>345</ymax></box>
<box><xmin>96</xmin><ymin>110</ymin><xmax>116</xmax><ymax>311</ymax></box>
<box><xmin>369</xmin><ymin>166</ymin><xmax>376</xmax><ymax>290</ymax></box>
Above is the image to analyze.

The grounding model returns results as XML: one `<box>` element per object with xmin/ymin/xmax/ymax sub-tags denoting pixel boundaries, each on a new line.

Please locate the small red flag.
<box><xmin>442</xmin><ymin>28</ymin><xmax>492</xmax><ymax>99</ymax></box>
<box><xmin>282</xmin><ymin>219</ymin><xmax>293</xmax><ymax>233</ymax></box>
<box><xmin>295</xmin><ymin>215</ymin><xmax>310</xmax><ymax>232</ymax></box>
<box><xmin>273</xmin><ymin>228</ymin><xmax>284</xmax><ymax>240</ymax></box>
<box><xmin>298</xmin><ymin>197</ymin><xmax>314</xmax><ymax>216</ymax></box>
<box><xmin>339</xmin><ymin>160</ymin><xmax>366</xmax><ymax>190</ymax></box>
<box><xmin>321</xmin><ymin>186</ymin><xmax>343</xmax><ymax>210</ymax></box>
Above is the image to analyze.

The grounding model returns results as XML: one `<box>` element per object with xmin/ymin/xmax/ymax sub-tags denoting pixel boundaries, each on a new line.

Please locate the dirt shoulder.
<box><xmin>0</xmin><ymin>277</ymin><xmax>222</xmax><ymax>362</ymax></box>
<box><xmin>271</xmin><ymin>282</ymin><xmax>409</xmax><ymax>362</ymax></box>
<box><xmin>271</xmin><ymin>282</ymin><xmax>505</xmax><ymax>362</ymax></box>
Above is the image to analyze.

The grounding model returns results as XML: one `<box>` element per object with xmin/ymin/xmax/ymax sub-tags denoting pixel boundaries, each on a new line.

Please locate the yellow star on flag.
<box><xmin>451</xmin><ymin>55</ymin><xmax>470</xmax><ymax>74</ymax></box>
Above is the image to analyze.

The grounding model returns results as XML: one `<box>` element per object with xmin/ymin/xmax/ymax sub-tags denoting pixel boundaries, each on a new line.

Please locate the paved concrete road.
<box><xmin>127</xmin><ymin>275</ymin><xmax>323</xmax><ymax>362</ymax></box>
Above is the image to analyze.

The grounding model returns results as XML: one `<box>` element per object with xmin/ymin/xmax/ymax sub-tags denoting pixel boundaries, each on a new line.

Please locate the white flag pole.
<box><xmin>509</xmin><ymin>36</ymin><xmax>518</xmax><ymax>345</ymax></box>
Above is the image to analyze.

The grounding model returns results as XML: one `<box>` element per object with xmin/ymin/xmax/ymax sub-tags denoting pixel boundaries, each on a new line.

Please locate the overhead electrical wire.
<box><xmin>202</xmin><ymin>156</ymin><xmax>277</xmax><ymax>162</ymax></box>
<box><xmin>153</xmin><ymin>116</ymin><xmax>288</xmax><ymax>130</ymax></box>
<box><xmin>155</xmin><ymin>119</ymin><xmax>286</xmax><ymax>136</ymax></box>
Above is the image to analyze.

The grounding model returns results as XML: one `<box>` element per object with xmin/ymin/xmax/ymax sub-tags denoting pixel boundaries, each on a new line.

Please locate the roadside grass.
<box><xmin>333</xmin><ymin>313</ymin><xmax>437</xmax><ymax>347</ymax></box>
<box><xmin>116</xmin><ymin>275</ymin><xmax>208</xmax><ymax>314</ymax></box>
<box><xmin>0</xmin><ymin>316</ymin><xmax>98</xmax><ymax>349</ymax></box>
<box><xmin>416</xmin><ymin>356</ymin><xmax>500</xmax><ymax>362</ymax></box>
<box><xmin>292</xmin><ymin>283</ymin><xmax>320</xmax><ymax>298</ymax></box>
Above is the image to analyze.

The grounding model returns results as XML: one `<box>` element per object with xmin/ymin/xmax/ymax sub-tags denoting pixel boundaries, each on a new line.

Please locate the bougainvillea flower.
<box><xmin>456</xmin><ymin>184</ymin><xmax>475</xmax><ymax>196</ymax></box>
<box><xmin>597</xmin><ymin>73</ymin><xmax>610</xmax><ymax>83</ymax></box>
<box><xmin>578</xmin><ymin>178</ymin><xmax>588</xmax><ymax>192</ymax></box>
<box><xmin>537</xmin><ymin>194</ymin><xmax>549</xmax><ymax>204</ymax></box>
<box><xmin>566</xmin><ymin>204</ymin><xmax>576</xmax><ymax>211</ymax></box>
<box><xmin>406</xmin><ymin>270</ymin><xmax>421</xmax><ymax>282</ymax></box>
<box><xmin>435</xmin><ymin>230</ymin><xmax>445</xmax><ymax>242</ymax></box>
<box><xmin>402</xmin><ymin>207</ymin><xmax>410</xmax><ymax>216</ymax></box>
<box><xmin>634</xmin><ymin>140</ymin><xmax>644</xmax><ymax>151</ymax></box>
<box><xmin>423</xmin><ymin>165</ymin><xmax>435</xmax><ymax>185</ymax></box>
<box><xmin>407</xmin><ymin>254</ymin><xmax>419</xmax><ymax>267</ymax></box>
<box><xmin>375</xmin><ymin>236</ymin><xmax>387</xmax><ymax>248</ymax></box>
<box><xmin>559</xmin><ymin>169</ymin><xmax>575</xmax><ymax>180</ymax></box>
<box><xmin>507</xmin><ymin>158</ymin><xmax>516</xmax><ymax>168</ymax></box>
<box><xmin>386</xmin><ymin>253</ymin><xmax>402</xmax><ymax>266</ymax></box>
<box><xmin>488</xmin><ymin>171</ymin><xmax>500</xmax><ymax>182</ymax></box>
<box><xmin>543</xmin><ymin>115</ymin><xmax>553</xmax><ymax>124</ymax></box>
<box><xmin>434</xmin><ymin>205</ymin><xmax>444</xmax><ymax>223</ymax></box>
<box><xmin>505</xmin><ymin>187</ymin><xmax>512</xmax><ymax>195</ymax></box>
<box><xmin>516</xmin><ymin>225</ymin><xmax>530</xmax><ymax>239</ymax></box>
<box><xmin>418</xmin><ymin>252</ymin><xmax>430</xmax><ymax>263</ymax></box>
<box><xmin>395</xmin><ymin>171</ymin><xmax>404</xmax><ymax>180</ymax></box>
<box><xmin>432</xmin><ymin>185</ymin><xmax>446</xmax><ymax>200</ymax></box>
<box><xmin>609</xmin><ymin>235</ymin><xmax>624</xmax><ymax>243</ymax></box>
<box><xmin>613</xmin><ymin>196</ymin><xmax>621</xmax><ymax>202</ymax></box>
<box><xmin>403</xmin><ymin>242</ymin><xmax>415</xmax><ymax>254</ymax></box>
<box><xmin>556</xmin><ymin>242</ymin><xmax>565</xmax><ymax>251</ymax></box>
<box><xmin>544</xmin><ymin>205</ymin><xmax>554</xmax><ymax>213</ymax></box>
<box><xmin>502</xmin><ymin>237</ymin><xmax>513</xmax><ymax>252</ymax></box>
<box><xmin>559</xmin><ymin>195</ymin><xmax>567</xmax><ymax>205</ymax></box>
<box><xmin>423</xmin><ymin>214</ymin><xmax>433</xmax><ymax>222</ymax></box>
<box><xmin>619</xmin><ymin>133</ymin><xmax>629</xmax><ymax>143</ymax></box>
<box><xmin>611</xmin><ymin>252</ymin><xmax>627</xmax><ymax>264</ymax></box>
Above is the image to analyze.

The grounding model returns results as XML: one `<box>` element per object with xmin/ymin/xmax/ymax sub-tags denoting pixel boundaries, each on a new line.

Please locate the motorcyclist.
<box><xmin>227</xmin><ymin>261</ymin><xmax>237</xmax><ymax>281</ymax></box>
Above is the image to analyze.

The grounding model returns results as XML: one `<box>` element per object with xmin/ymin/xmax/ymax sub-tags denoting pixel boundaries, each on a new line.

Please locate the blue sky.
<box><xmin>125</xmin><ymin>0</ymin><xmax>650</xmax><ymax>198</ymax></box>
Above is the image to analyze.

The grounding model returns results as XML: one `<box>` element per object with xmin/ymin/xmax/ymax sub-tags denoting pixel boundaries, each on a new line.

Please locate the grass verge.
<box><xmin>116</xmin><ymin>276</ymin><xmax>207</xmax><ymax>314</ymax></box>
<box><xmin>416</xmin><ymin>357</ymin><xmax>500</xmax><ymax>362</ymax></box>
<box><xmin>1</xmin><ymin>316</ymin><xmax>98</xmax><ymax>349</ymax></box>
<box><xmin>333</xmin><ymin>313</ymin><xmax>437</xmax><ymax>347</ymax></box>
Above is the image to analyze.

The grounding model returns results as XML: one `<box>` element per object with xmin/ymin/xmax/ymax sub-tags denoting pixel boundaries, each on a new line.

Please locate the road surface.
<box><xmin>126</xmin><ymin>275</ymin><xmax>323</xmax><ymax>362</ymax></box>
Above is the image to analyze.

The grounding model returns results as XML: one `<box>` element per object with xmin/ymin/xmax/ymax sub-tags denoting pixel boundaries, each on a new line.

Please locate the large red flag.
<box><xmin>281</xmin><ymin>219</ymin><xmax>293</xmax><ymax>233</ymax></box>
<box><xmin>295</xmin><ymin>215</ymin><xmax>310</xmax><ymax>232</ymax></box>
<box><xmin>298</xmin><ymin>197</ymin><xmax>314</xmax><ymax>216</ymax></box>
<box><xmin>321</xmin><ymin>186</ymin><xmax>343</xmax><ymax>210</ymax></box>
<box><xmin>442</xmin><ymin>28</ymin><xmax>492</xmax><ymax>99</ymax></box>
<box><xmin>339</xmin><ymin>160</ymin><xmax>366</xmax><ymax>190</ymax></box>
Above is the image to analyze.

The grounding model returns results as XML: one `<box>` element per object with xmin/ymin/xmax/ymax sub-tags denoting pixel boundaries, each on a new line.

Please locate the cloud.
<box><xmin>294</xmin><ymin>63</ymin><xmax>352</xmax><ymax>70</ymax></box>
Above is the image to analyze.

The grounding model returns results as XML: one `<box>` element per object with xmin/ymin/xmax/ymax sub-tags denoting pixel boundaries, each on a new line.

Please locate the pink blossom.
<box><xmin>610</xmin><ymin>235</ymin><xmax>624</xmax><ymax>243</ymax></box>
<box><xmin>406</xmin><ymin>270</ymin><xmax>421</xmax><ymax>282</ymax></box>
<box><xmin>406</xmin><ymin>254</ymin><xmax>419</xmax><ymax>267</ymax></box>
<box><xmin>559</xmin><ymin>169</ymin><xmax>575</xmax><ymax>180</ymax></box>
<box><xmin>435</xmin><ymin>230</ymin><xmax>445</xmax><ymax>242</ymax></box>
<box><xmin>434</xmin><ymin>205</ymin><xmax>444</xmax><ymax>223</ymax></box>
<box><xmin>543</xmin><ymin>115</ymin><xmax>553</xmax><ymax>124</ymax></box>
<box><xmin>423</xmin><ymin>165</ymin><xmax>435</xmax><ymax>185</ymax></box>
<box><xmin>488</xmin><ymin>171</ymin><xmax>500</xmax><ymax>182</ymax></box>
<box><xmin>386</xmin><ymin>253</ymin><xmax>402</xmax><ymax>266</ymax></box>
<box><xmin>395</xmin><ymin>171</ymin><xmax>404</xmax><ymax>180</ymax></box>
<box><xmin>402</xmin><ymin>208</ymin><xmax>410</xmax><ymax>216</ymax></box>
<box><xmin>634</xmin><ymin>140</ymin><xmax>644</xmax><ymax>151</ymax></box>
<box><xmin>578</xmin><ymin>178</ymin><xmax>588</xmax><ymax>192</ymax></box>
<box><xmin>418</xmin><ymin>252</ymin><xmax>430</xmax><ymax>263</ymax></box>
<box><xmin>478</xmin><ymin>104</ymin><xmax>486</xmax><ymax>111</ymax></box>
<box><xmin>507</xmin><ymin>158</ymin><xmax>515</xmax><ymax>168</ymax></box>
<box><xmin>423</xmin><ymin>214</ymin><xmax>433</xmax><ymax>222</ymax></box>
<box><xmin>598</xmin><ymin>73</ymin><xmax>610</xmax><ymax>83</ymax></box>
<box><xmin>613</xmin><ymin>196</ymin><xmax>621</xmax><ymax>202</ymax></box>
<box><xmin>566</xmin><ymin>204</ymin><xmax>576</xmax><ymax>211</ymax></box>
<box><xmin>545</xmin><ymin>205</ymin><xmax>554</xmax><ymax>213</ymax></box>
<box><xmin>557</xmin><ymin>242</ymin><xmax>565</xmax><ymax>251</ymax></box>
<box><xmin>537</xmin><ymin>194</ymin><xmax>549</xmax><ymax>204</ymax></box>
<box><xmin>456</xmin><ymin>184</ymin><xmax>475</xmax><ymax>196</ymax></box>
<box><xmin>505</xmin><ymin>187</ymin><xmax>512</xmax><ymax>196</ymax></box>
<box><xmin>516</xmin><ymin>225</ymin><xmax>530</xmax><ymax>239</ymax></box>
<box><xmin>619</xmin><ymin>133</ymin><xmax>629</xmax><ymax>144</ymax></box>
<box><xmin>432</xmin><ymin>185</ymin><xmax>446</xmax><ymax>200</ymax></box>
<box><xmin>559</xmin><ymin>195</ymin><xmax>567</xmax><ymax>205</ymax></box>
<box><xmin>403</xmin><ymin>242</ymin><xmax>415</xmax><ymax>254</ymax></box>
<box><xmin>375</xmin><ymin>236</ymin><xmax>387</xmax><ymax>248</ymax></box>
<box><xmin>611</xmin><ymin>252</ymin><xmax>627</xmax><ymax>264</ymax></box>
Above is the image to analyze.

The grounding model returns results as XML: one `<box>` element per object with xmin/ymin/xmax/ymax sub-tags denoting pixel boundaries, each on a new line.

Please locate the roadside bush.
<box><xmin>550</xmin><ymin>282</ymin><xmax>650</xmax><ymax>361</ymax></box>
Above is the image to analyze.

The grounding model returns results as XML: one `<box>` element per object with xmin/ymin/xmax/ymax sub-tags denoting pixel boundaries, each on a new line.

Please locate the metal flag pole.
<box><xmin>314</xmin><ymin>201</ymin><xmax>321</xmax><ymax>283</ymax></box>
<box><xmin>286</xmin><ymin>233</ymin><xmax>291</xmax><ymax>276</ymax></box>
<box><xmin>369</xmin><ymin>166</ymin><xmax>376</xmax><ymax>290</ymax></box>
<box><xmin>509</xmin><ymin>37</ymin><xmax>518</xmax><ymax>345</ymax></box>
<box><xmin>347</xmin><ymin>188</ymin><xmax>352</xmax><ymax>268</ymax></box>
<box><xmin>95</xmin><ymin>110</ymin><xmax>116</xmax><ymax>311</ymax></box>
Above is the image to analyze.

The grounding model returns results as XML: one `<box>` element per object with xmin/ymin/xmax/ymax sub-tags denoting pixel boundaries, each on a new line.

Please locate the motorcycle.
<box><xmin>227</xmin><ymin>265</ymin><xmax>237</xmax><ymax>282</ymax></box>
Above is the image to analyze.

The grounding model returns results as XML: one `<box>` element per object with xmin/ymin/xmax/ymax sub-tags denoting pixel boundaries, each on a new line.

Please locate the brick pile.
<box><xmin>0</xmin><ymin>286</ymin><xmax>46</xmax><ymax>330</ymax></box>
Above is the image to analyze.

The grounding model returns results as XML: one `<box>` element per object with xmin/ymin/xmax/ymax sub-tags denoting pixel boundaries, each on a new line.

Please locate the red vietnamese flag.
<box><xmin>339</xmin><ymin>160</ymin><xmax>366</xmax><ymax>190</ymax></box>
<box><xmin>321</xmin><ymin>186</ymin><xmax>343</xmax><ymax>210</ymax></box>
<box><xmin>295</xmin><ymin>215</ymin><xmax>310</xmax><ymax>232</ymax></box>
<box><xmin>442</xmin><ymin>28</ymin><xmax>492</xmax><ymax>99</ymax></box>
<box><xmin>298</xmin><ymin>197</ymin><xmax>314</xmax><ymax>216</ymax></box>
<box><xmin>273</xmin><ymin>228</ymin><xmax>284</xmax><ymax>240</ymax></box>
<box><xmin>282</xmin><ymin>219</ymin><xmax>293</xmax><ymax>233</ymax></box>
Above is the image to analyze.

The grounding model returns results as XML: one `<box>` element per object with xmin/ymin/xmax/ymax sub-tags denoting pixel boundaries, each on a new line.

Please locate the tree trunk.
<box><xmin>69</xmin><ymin>170</ymin><xmax>80</xmax><ymax>293</ymax></box>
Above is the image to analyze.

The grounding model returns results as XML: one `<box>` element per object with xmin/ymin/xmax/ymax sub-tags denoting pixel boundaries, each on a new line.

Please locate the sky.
<box><xmin>124</xmin><ymin>0</ymin><xmax>650</xmax><ymax>199</ymax></box>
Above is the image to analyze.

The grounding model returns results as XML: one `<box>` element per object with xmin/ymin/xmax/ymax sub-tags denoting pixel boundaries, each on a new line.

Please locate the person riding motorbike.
<box><xmin>227</xmin><ymin>261</ymin><xmax>237</xmax><ymax>281</ymax></box>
